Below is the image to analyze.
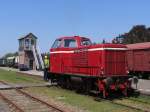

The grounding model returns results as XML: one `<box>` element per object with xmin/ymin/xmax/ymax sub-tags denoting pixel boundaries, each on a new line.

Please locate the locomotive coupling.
<box><xmin>133</xmin><ymin>76</ymin><xmax>138</xmax><ymax>84</ymax></box>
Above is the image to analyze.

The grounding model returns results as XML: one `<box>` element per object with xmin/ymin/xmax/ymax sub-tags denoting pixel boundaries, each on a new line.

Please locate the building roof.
<box><xmin>126</xmin><ymin>42</ymin><xmax>150</xmax><ymax>50</ymax></box>
<box><xmin>18</xmin><ymin>33</ymin><xmax>38</xmax><ymax>40</ymax></box>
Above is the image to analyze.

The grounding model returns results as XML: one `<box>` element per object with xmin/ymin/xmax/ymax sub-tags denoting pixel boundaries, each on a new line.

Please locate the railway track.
<box><xmin>126</xmin><ymin>97</ymin><xmax>150</xmax><ymax>105</ymax></box>
<box><xmin>95</xmin><ymin>96</ymin><xmax>150</xmax><ymax>112</ymax></box>
<box><xmin>113</xmin><ymin>98</ymin><xmax>150</xmax><ymax>112</ymax></box>
<box><xmin>0</xmin><ymin>81</ymin><xmax>65</xmax><ymax>112</ymax></box>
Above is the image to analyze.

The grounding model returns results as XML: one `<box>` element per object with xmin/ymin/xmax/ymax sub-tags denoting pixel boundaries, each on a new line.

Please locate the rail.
<box><xmin>0</xmin><ymin>81</ymin><xmax>66</xmax><ymax>112</ymax></box>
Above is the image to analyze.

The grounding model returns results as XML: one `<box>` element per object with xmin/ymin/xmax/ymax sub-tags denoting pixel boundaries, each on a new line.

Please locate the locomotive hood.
<box><xmin>85</xmin><ymin>43</ymin><xmax>127</xmax><ymax>51</ymax></box>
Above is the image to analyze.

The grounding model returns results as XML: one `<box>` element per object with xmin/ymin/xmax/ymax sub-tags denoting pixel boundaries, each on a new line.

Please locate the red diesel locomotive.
<box><xmin>47</xmin><ymin>36</ymin><xmax>132</xmax><ymax>98</ymax></box>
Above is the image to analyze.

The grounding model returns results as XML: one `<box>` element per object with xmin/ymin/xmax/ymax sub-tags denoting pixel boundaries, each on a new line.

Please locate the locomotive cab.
<box><xmin>51</xmin><ymin>36</ymin><xmax>91</xmax><ymax>48</ymax></box>
<box><xmin>49</xmin><ymin>36</ymin><xmax>132</xmax><ymax>98</ymax></box>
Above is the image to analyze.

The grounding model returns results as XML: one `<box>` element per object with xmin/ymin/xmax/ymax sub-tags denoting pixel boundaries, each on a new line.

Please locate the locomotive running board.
<box><xmin>49</xmin><ymin>72</ymin><xmax>130</xmax><ymax>78</ymax></box>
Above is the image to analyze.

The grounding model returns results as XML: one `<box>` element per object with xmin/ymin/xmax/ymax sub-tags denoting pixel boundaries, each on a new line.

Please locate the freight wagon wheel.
<box><xmin>142</xmin><ymin>74</ymin><xmax>150</xmax><ymax>79</ymax></box>
<box><xmin>148</xmin><ymin>76</ymin><xmax>150</xmax><ymax>80</ymax></box>
<box><xmin>138</xmin><ymin>73</ymin><xmax>142</xmax><ymax>79</ymax></box>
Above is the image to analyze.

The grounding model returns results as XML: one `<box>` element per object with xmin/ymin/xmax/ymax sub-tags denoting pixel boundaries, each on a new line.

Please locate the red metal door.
<box><xmin>50</xmin><ymin>49</ymin><xmax>62</xmax><ymax>73</ymax></box>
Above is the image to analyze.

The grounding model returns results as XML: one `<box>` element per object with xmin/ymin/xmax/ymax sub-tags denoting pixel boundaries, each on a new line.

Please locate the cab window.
<box><xmin>81</xmin><ymin>39</ymin><xmax>92</xmax><ymax>46</ymax></box>
<box><xmin>52</xmin><ymin>39</ymin><xmax>62</xmax><ymax>48</ymax></box>
<box><xmin>64</xmin><ymin>39</ymin><xmax>77</xmax><ymax>48</ymax></box>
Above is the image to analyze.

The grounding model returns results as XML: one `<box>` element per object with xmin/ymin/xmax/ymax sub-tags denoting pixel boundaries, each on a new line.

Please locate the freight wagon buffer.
<box><xmin>48</xmin><ymin>36</ymin><xmax>131</xmax><ymax>98</ymax></box>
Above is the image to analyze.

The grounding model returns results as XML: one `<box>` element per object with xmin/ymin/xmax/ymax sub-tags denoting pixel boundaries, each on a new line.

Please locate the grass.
<box><xmin>25</xmin><ymin>87</ymin><xmax>140</xmax><ymax>112</ymax></box>
<box><xmin>129</xmin><ymin>95</ymin><xmax>150</xmax><ymax>104</ymax></box>
<box><xmin>0</xmin><ymin>69</ymin><xmax>44</xmax><ymax>84</ymax></box>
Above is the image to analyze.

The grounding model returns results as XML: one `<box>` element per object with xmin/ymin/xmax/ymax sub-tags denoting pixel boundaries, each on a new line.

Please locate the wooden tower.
<box><xmin>18</xmin><ymin>33</ymin><xmax>44</xmax><ymax>70</ymax></box>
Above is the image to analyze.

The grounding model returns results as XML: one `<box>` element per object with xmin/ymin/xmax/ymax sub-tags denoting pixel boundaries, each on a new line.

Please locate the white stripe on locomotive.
<box><xmin>50</xmin><ymin>48</ymin><xmax>127</xmax><ymax>54</ymax></box>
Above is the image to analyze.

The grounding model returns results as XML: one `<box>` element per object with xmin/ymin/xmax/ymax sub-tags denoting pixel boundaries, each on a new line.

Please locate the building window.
<box><xmin>31</xmin><ymin>39</ymin><xmax>34</xmax><ymax>45</ymax></box>
<box><xmin>25</xmin><ymin>39</ymin><xmax>30</xmax><ymax>48</ymax></box>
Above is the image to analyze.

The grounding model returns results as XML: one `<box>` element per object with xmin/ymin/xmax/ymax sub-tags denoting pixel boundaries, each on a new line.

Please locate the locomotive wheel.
<box><xmin>58</xmin><ymin>77</ymin><xmax>66</xmax><ymax>88</ymax></box>
<box><xmin>102</xmin><ymin>89</ymin><xmax>108</xmax><ymax>98</ymax></box>
<box><xmin>84</xmin><ymin>83</ymin><xmax>90</xmax><ymax>94</ymax></box>
<box><xmin>82</xmin><ymin>78</ymin><xmax>92</xmax><ymax>94</ymax></box>
<box><xmin>97</xmin><ymin>79</ymin><xmax>108</xmax><ymax>98</ymax></box>
<box><xmin>122</xmin><ymin>88</ymin><xmax>127</xmax><ymax>97</ymax></box>
<box><xmin>66</xmin><ymin>77</ymin><xmax>72</xmax><ymax>89</ymax></box>
<box><xmin>103</xmin><ymin>89</ymin><xmax>106</xmax><ymax>98</ymax></box>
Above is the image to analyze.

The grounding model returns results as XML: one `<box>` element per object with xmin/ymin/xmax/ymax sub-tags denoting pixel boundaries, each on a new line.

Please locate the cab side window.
<box><xmin>52</xmin><ymin>39</ymin><xmax>62</xmax><ymax>48</ymax></box>
<box><xmin>64</xmin><ymin>39</ymin><xmax>77</xmax><ymax>48</ymax></box>
<box><xmin>81</xmin><ymin>39</ymin><xmax>92</xmax><ymax>46</ymax></box>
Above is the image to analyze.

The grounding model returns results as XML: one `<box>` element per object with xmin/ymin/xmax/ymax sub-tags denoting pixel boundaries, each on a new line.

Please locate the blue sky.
<box><xmin>0</xmin><ymin>0</ymin><xmax>150</xmax><ymax>57</ymax></box>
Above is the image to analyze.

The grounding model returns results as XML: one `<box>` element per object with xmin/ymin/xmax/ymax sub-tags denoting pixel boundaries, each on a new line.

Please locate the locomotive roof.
<box><xmin>58</xmin><ymin>36</ymin><xmax>89</xmax><ymax>40</ymax></box>
<box><xmin>126</xmin><ymin>42</ymin><xmax>150</xmax><ymax>50</ymax></box>
<box><xmin>56</xmin><ymin>36</ymin><xmax>126</xmax><ymax>48</ymax></box>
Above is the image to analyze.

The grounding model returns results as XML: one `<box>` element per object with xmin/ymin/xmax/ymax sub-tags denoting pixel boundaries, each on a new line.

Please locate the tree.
<box><xmin>2</xmin><ymin>52</ymin><xmax>18</xmax><ymax>59</ymax></box>
<box><xmin>112</xmin><ymin>35</ymin><xmax>124</xmax><ymax>44</ymax></box>
<box><xmin>112</xmin><ymin>25</ymin><xmax>150</xmax><ymax>44</ymax></box>
<box><xmin>14</xmin><ymin>52</ymin><xmax>18</xmax><ymax>56</ymax></box>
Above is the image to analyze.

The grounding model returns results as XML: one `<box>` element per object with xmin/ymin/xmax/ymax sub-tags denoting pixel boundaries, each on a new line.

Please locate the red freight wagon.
<box><xmin>48</xmin><ymin>36</ymin><xmax>132</xmax><ymax>98</ymax></box>
<box><xmin>126</xmin><ymin>42</ymin><xmax>150</xmax><ymax>79</ymax></box>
